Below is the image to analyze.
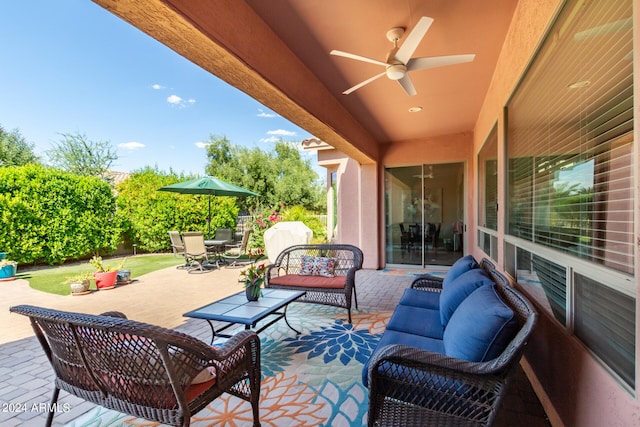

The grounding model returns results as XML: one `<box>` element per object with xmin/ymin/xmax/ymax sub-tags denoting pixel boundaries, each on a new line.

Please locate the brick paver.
<box><xmin>0</xmin><ymin>262</ymin><xmax>548</xmax><ymax>426</ymax></box>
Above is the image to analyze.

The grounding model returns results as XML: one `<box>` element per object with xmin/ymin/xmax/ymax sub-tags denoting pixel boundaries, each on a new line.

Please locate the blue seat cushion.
<box><xmin>386</xmin><ymin>305</ymin><xmax>444</xmax><ymax>339</ymax></box>
<box><xmin>442</xmin><ymin>255</ymin><xmax>479</xmax><ymax>288</ymax></box>
<box><xmin>443</xmin><ymin>284</ymin><xmax>519</xmax><ymax>362</ymax></box>
<box><xmin>363</xmin><ymin>329</ymin><xmax>445</xmax><ymax>386</ymax></box>
<box><xmin>398</xmin><ymin>287</ymin><xmax>440</xmax><ymax>310</ymax></box>
<box><xmin>440</xmin><ymin>268</ymin><xmax>494</xmax><ymax>326</ymax></box>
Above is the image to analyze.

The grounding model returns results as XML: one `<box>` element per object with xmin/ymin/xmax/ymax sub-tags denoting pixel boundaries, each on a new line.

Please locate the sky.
<box><xmin>0</xmin><ymin>1</ymin><xmax>316</xmax><ymax>176</ymax></box>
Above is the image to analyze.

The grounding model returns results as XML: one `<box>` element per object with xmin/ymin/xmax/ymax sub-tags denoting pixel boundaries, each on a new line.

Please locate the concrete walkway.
<box><xmin>1</xmin><ymin>262</ymin><xmax>246</xmax><ymax>345</ymax></box>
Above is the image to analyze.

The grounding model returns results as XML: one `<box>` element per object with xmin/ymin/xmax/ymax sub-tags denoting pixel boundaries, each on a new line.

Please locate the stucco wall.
<box><xmin>472</xmin><ymin>0</ymin><xmax>640</xmax><ymax>426</ymax></box>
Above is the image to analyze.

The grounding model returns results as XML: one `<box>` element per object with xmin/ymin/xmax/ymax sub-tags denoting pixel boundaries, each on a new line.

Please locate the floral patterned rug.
<box><xmin>67</xmin><ymin>304</ymin><xmax>392</xmax><ymax>427</ymax></box>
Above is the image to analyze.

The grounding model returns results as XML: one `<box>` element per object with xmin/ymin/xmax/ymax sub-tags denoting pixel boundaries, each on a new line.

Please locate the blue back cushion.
<box><xmin>443</xmin><ymin>255</ymin><xmax>479</xmax><ymax>288</ymax></box>
<box><xmin>443</xmin><ymin>285</ymin><xmax>519</xmax><ymax>362</ymax></box>
<box><xmin>440</xmin><ymin>268</ymin><xmax>493</xmax><ymax>326</ymax></box>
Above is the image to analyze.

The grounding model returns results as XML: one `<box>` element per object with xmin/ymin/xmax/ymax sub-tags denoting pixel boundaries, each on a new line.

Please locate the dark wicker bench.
<box><xmin>10</xmin><ymin>305</ymin><xmax>261</xmax><ymax>427</ymax></box>
<box><xmin>366</xmin><ymin>257</ymin><xmax>537</xmax><ymax>426</ymax></box>
<box><xmin>265</xmin><ymin>244</ymin><xmax>364</xmax><ymax>322</ymax></box>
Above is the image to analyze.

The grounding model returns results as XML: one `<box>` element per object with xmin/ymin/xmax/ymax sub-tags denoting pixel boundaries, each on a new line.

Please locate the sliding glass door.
<box><xmin>385</xmin><ymin>163</ymin><xmax>465</xmax><ymax>267</ymax></box>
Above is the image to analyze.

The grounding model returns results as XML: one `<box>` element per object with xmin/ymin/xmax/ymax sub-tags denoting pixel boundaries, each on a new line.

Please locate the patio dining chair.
<box><xmin>220</xmin><ymin>229</ymin><xmax>252</xmax><ymax>267</ymax></box>
<box><xmin>168</xmin><ymin>231</ymin><xmax>188</xmax><ymax>269</ymax></box>
<box><xmin>182</xmin><ymin>231</ymin><xmax>215</xmax><ymax>272</ymax></box>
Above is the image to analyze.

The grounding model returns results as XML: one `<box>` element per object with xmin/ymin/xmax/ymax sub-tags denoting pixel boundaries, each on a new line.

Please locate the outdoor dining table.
<box><xmin>204</xmin><ymin>239</ymin><xmax>232</xmax><ymax>253</ymax></box>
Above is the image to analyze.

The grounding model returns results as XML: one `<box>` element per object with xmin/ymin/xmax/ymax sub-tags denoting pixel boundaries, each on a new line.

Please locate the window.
<box><xmin>507</xmin><ymin>0</ymin><xmax>634</xmax><ymax>275</ymax></box>
<box><xmin>505</xmin><ymin>0</ymin><xmax>635</xmax><ymax>390</ymax></box>
<box><xmin>478</xmin><ymin>126</ymin><xmax>498</xmax><ymax>231</ymax></box>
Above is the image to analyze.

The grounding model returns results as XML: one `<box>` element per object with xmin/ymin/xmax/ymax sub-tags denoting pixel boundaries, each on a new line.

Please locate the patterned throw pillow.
<box><xmin>299</xmin><ymin>255</ymin><xmax>336</xmax><ymax>277</ymax></box>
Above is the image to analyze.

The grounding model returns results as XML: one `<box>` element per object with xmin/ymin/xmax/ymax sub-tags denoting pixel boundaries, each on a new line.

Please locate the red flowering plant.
<box><xmin>247</xmin><ymin>203</ymin><xmax>284</xmax><ymax>248</ymax></box>
<box><xmin>240</xmin><ymin>262</ymin><xmax>267</xmax><ymax>299</ymax></box>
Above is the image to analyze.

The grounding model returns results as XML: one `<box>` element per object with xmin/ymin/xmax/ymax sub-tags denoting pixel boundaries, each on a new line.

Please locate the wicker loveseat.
<box><xmin>365</xmin><ymin>256</ymin><xmax>537</xmax><ymax>426</ymax></box>
<box><xmin>10</xmin><ymin>305</ymin><xmax>261</xmax><ymax>427</ymax></box>
<box><xmin>265</xmin><ymin>244</ymin><xmax>364</xmax><ymax>322</ymax></box>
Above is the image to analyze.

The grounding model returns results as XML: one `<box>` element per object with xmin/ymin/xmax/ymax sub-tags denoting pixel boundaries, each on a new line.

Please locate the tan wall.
<box><xmin>472</xmin><ymin>1</ymin><xmax>640</xmax><ymax>426</ymax></box>
<box><xmin>318</xmin><ymin>153</ymin><xmax>380</xmax><ymax>269</ymax></box>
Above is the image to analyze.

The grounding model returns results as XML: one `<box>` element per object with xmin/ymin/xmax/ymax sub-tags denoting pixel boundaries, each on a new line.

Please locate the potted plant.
<box><xmin>0</xmin><ymin>259</ymin><xmax>18</xmax><ymax>281</ymax></box>
<box><xmin>66</xmin><ymin>272</ymin><xmax>94</xmax><ymax>295</ymax></box>
<box><xmin>90</xmin><ymin>255</ymin><xmax>125</xmax><ymax>290</ymax></box>
<box><xmin>240</xmin><ymin>262</ymin><xmax>266</xmax><ymax>301</ymax></box>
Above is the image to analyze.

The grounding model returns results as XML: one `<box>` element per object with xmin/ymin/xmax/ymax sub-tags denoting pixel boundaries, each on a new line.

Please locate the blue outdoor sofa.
<box><xmin>365</xmin><ymin>255</ymin><xmax>537</xmax><ymax>427</ymax></box>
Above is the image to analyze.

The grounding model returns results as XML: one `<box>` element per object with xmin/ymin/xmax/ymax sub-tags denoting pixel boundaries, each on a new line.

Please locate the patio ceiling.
<box><xmin>94</xmin><ymin>0</ymin><xmax>518</xmax><ymax>164</ymax></box>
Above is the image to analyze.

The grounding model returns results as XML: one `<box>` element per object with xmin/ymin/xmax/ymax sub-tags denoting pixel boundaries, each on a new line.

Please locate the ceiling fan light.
<box><xmin>386</xmin><ymin>64</ymin><xmax>406</xmax><ymax>80</ymax></box>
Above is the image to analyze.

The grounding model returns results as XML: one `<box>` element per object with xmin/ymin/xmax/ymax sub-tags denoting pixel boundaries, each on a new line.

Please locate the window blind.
<box><xmin>507</xmin><ymin>0</ymin><xmax>634</xmax><ymax>275</ymax></box>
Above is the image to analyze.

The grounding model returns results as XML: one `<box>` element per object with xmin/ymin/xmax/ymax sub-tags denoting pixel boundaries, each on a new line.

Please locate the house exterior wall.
<box><xmin>472</xmin><ymin>1</ymin><xmax>640</xmax><ymax>426</ymax></box>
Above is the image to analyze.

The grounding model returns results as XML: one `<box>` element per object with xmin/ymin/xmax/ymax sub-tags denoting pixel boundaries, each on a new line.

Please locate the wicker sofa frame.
<box><xmin>10</xmin><ymin>305</ymin><xmax>261</xmax><ymax>427</ymax></box>
<box><xmin>265</xmin><ymin>244</ymin><xmax>364</xmax><ymax>322</ymax></box>
<box><xmin>367</xmin><ymin>259</ymin><xmax>537</xmax><ymax>427</ymax></box>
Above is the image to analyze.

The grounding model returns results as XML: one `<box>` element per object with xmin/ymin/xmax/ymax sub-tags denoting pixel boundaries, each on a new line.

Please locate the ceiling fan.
<box><xmin>330</xmin><ymin>16</ymin><xmax>475</xmax><ymax>96</ymax></box>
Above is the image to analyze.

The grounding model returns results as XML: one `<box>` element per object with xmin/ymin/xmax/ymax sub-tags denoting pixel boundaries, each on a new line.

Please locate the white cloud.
<box><xmin>195</xmin><ymin>141</ymin><xmax>211</xmax><ymax>149</ymax></box>
<box><xmin>259</xmin><ymin>136</ymin><xmax>280</xmax><ymax>143</ymax></box>
<box><xmin>118</xmin><ymin>141</ymin><xmax>145</xmax><ymax>150</ymax></box>
<box><xmin>257</xmin><ymin>108</ymin><xmax>278</xmax><ymax>118</ymax></box>
<box><xmin>167</xmin><ymin>94</ymin><xmax>183</xmax><ymax>105</ymax></box>
<box><xmin>166</xmin><ymin>94</ymin><xmax>196</xmax><ymax>108</ymax></box>
<box><xmin>267</xmin><ymin>129</ymin><xmax>296</xmax><ymax>136</ymax></box>
<box><xmin>152</xmin><ymin>84</ymin><xmax>165</xmax><ymax>90</ymax></box>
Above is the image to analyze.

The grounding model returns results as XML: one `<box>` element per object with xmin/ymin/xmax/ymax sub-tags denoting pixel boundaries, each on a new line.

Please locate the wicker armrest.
<box><xmin>210</xmin><ymin>330</ymin><xmax>259</xmax><ymax>360</ymax></box>
<box><xmin>100</xmin><ymin>310</ymin><xmax>128</xmax><ymax>319</ymax></box>
<box><xmin>367</xmin><ymin>344</ymin><xmax>509</xmax><ymax>426</ymax></box>
<box><xmin>368</xmin><ymin>344</ymin><xmax>504</xmax><ymax>382</ymax></box>
<box><xmin>410</xmin><ymin>274</ymin><xmax>444</xmax><ymax>291</ymax></box>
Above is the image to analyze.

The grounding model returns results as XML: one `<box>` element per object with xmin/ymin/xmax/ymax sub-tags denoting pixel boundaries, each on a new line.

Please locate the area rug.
<box><xmin>66</xmin><ymin>304</ymin><xmax>392</xmax><ymax>427</ymax></box>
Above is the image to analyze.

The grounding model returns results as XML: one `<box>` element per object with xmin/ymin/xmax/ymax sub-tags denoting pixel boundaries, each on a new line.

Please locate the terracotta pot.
<box><xmin>94</xmin><ymin>271</ymin><xmax>117</xmax><ymax>290</ymax></box>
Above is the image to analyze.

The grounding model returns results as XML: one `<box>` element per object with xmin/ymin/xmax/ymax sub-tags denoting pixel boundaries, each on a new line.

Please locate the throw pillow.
<box><xmin>443</xmin><ymin>284</ymin><xmax>519</xmax><ymax>362</ymax></box>
<box><xmin>299</xmin><ymin>255</ymin><xmax>336</xmax><ymax>277</ymax></box>
<box><xmin>442</xmin><ymin>254</ymin><xmax>479</xmax><ymax>287</ymax></box>
<box><xmin>439</xmin><ymin>268</ymin><xmax>494</xmax><ymax>326</ymax></box>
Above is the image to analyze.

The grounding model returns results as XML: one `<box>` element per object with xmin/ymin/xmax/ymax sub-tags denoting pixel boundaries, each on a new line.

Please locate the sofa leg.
<box><xmin>45</xmin><ymin>387</ymin><xmax>60</xmax><ymax>427</ymax></box>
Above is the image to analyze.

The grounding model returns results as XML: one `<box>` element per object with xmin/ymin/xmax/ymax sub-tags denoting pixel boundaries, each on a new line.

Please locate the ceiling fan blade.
<box><xmin>407</xmin><ymin>54</ymin><xmax>476</xmax><ymax>71</ymax></box>
<box><xmin>330</xmin><ymin>50</ymin><xmax>387</xmax><ymax>67</ymax></box>
<box><xmin>395</xmin><ymin>16</ymin><xmax>433</xmax><ymax>64</ymax></box>
<box><xmin>397</xmin><ymin>74</ymin><xmax>417</xmax><ymax>96</ymax></box>
<box><xmin>342</xmin><ymin>71</ymin><xmax>386</xmax><ymax>95</ymax></box>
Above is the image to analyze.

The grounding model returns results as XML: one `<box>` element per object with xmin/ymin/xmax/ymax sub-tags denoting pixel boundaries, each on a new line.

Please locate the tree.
<box><xmin>205</xmin><ymin>136</ymin><xmax>325</xmax><ymax>212</ymax></box>
<box><xmin>0</xmin><ymin>125</ymin><xmax>39</xmax><ymax>167</ymax></box>
<box><xmin>46</xmin><ymin>132</ymin><xmax>117</xmax><ymax>177</ymax></box>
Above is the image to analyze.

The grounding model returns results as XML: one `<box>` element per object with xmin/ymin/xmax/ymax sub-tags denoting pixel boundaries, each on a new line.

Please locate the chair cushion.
<box><xmin>398</xmin><ymin>287</ymin><xmax>440</xmax><ymax>310</ymax></box>
<box><xmin>443</xmin><ymin>285</ymin><xmax>519</xmax><ymax>362</ymax></box>
<box><xmin>386</xmin><ymin>305</ymin><xmax>444</xmax><ymax>339</ymax></box>
<box><xmin>442</xmin><ymin>255</ymin><xmax>479</xmax><ymax>287</ymax></box>
<box><xmin>269</xmin><ymin>274</ymin><xmax>346</xmax><ymax>289</ymax></box>
<box><xmin>362</xmin><ymin>329</ymin><xmax>445</xmax><ymax>386</ymax></box>
<box><xmin>440</xmin><ymin>268</ymin><xmax>493</xmax><ymax>326</ymax></box>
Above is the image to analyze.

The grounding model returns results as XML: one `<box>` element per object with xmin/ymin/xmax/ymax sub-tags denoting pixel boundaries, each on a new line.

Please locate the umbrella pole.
<box><xmin>208</xmin><ymin>195</ymin><xmax>212</xmax><ymax>239</ymax></box>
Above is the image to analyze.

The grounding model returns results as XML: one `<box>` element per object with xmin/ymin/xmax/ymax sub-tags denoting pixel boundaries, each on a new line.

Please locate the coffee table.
<box><xmin>183</xmin><ymin>288</ymin><xmax>305</xmax><ymax>343</ymax></box>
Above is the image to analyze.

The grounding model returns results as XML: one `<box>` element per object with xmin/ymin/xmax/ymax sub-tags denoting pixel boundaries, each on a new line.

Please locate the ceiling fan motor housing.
<box><xmin>386</xmin><ymin>63</ymin><xmax>407</xmax><ymax>80</ymax></box>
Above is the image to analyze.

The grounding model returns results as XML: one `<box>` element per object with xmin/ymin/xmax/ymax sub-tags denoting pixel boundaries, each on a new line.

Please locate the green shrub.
<box><xmin>116</xmin><ymin>168</ymin><xmax>238</xmax><ymax>252</ymax></box>
<box><xmin>281</xmin><ymin>205</ymin><xmax>327</xmax><ymax>243</ymax></box>
<box><xmin>0</xmin><ymin>164</ymin><xmax>121</xmax><ymax>264</ymax></box>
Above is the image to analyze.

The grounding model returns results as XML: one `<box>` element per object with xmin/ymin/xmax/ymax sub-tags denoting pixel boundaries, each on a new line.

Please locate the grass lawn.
<box><xmin>18</xmin><ymin>254</ymin><xmax>183</xmax><ymax>296</ymax></box>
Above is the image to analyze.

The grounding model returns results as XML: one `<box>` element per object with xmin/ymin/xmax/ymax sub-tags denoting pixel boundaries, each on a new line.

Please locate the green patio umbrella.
<box><xmin>158</xmin><ymin>176</ymin><xmax>259</xmax><ymax>239</ymax></box>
